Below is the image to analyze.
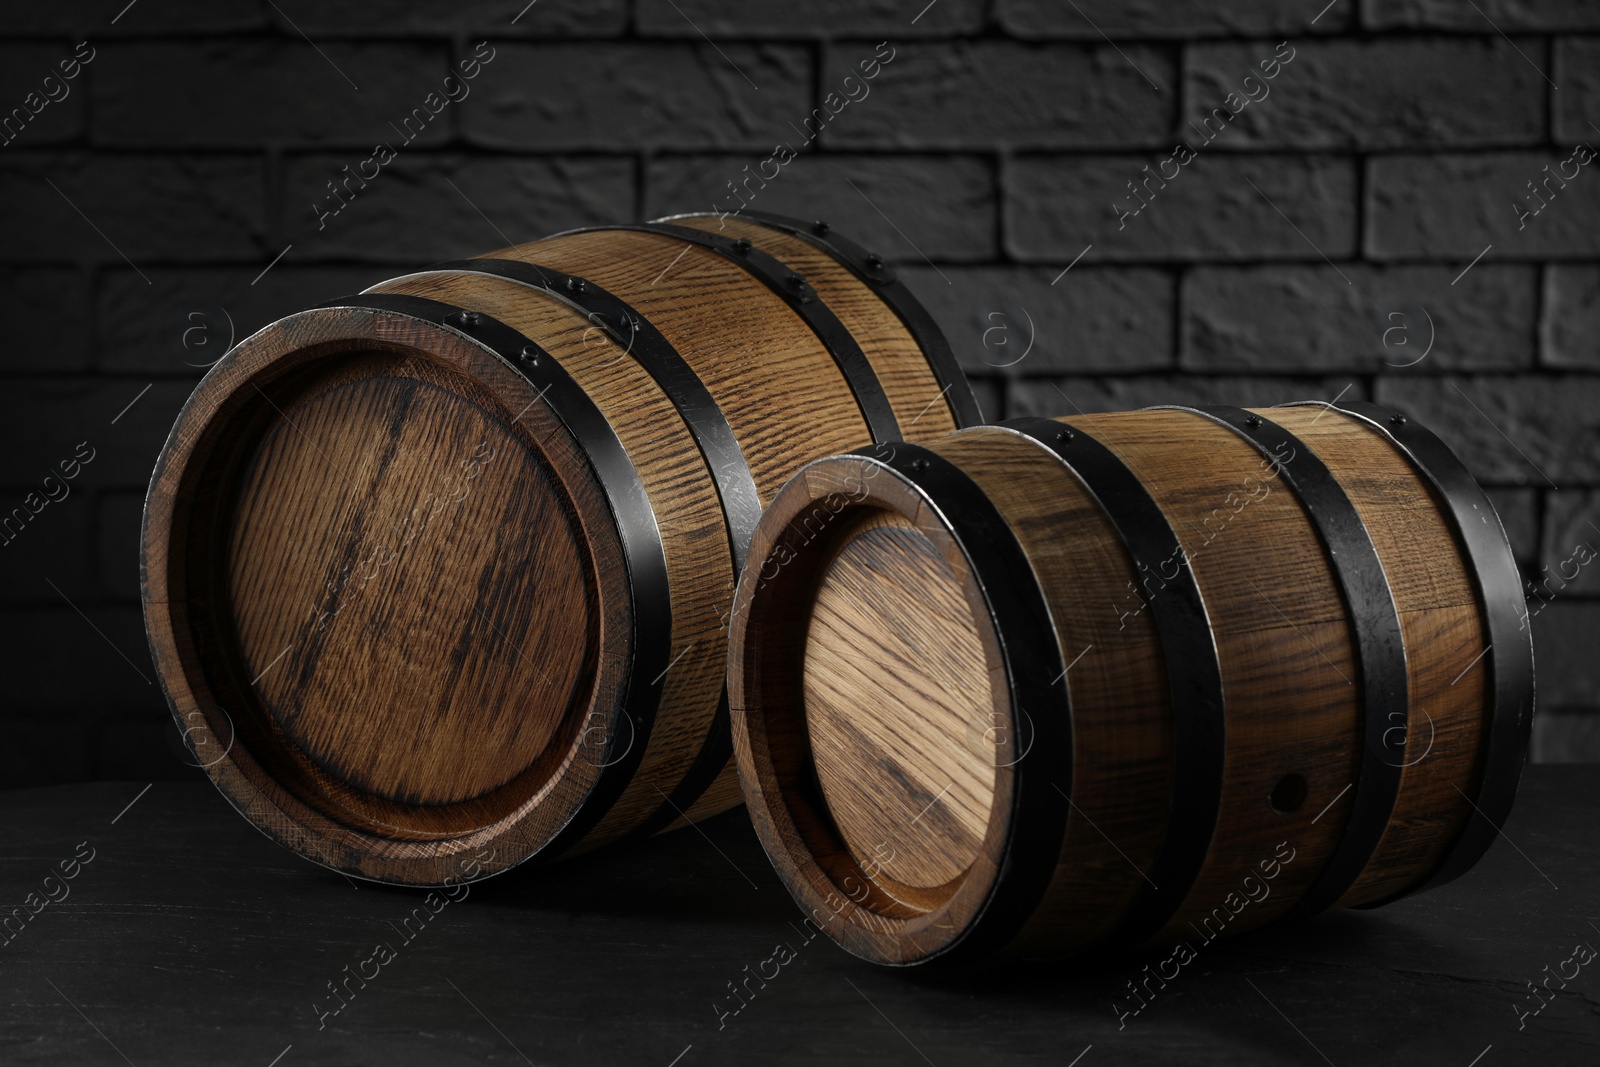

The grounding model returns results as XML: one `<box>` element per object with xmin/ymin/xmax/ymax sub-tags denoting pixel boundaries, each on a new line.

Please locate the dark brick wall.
<box><xmin>0</xmin><ymin>0</ymin><xmax>1595</xmax><ymax>785</ymax></box>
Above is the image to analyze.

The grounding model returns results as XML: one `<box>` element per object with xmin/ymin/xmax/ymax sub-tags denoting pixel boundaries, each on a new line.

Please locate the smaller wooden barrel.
<box><xmin>729</xmin><ymin>403</ymin><xmax>1533</xmax><ymax>965</ymax></box>
<box><xmin>142</xmin><ymin>211</ymin><xmax>976</xmax><ymax>886</ymax></box>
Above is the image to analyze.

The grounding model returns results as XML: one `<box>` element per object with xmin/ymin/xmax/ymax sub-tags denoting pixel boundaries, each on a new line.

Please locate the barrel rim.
<box><xmin>388</xmin><ymin>258</ymin><xmax>762</xmax><ymax>572</ymax></box>
<box><xmin>1284</xmin><ymin>399</ymin><xmax>1535</xmax><ymax>902</ymax></box>
<box><xmin>397</xmin><ymin>258</ymin><xmax>760</xmax><ymax>844</ymax></box>
<box><xmin>659</xmin><ymin>209</ymin><xmax>984</xmax><ymax>430</ymax></box>
<box><xmin>320</xmin><ymin>293</ymin><xmax>674</xmax><ymax>867</ymax></box>
<box><xmin>728</xmin><ymin>443</ymin><xmax>1072</xmax><ymax>966</ymax></box>
<box><xmin>141</xmin><ymin>298</ymin><xmax>663</xmax><ymax>884</ymax></box>
<box><xmin>373</xmin><ymin>259</ymin><xmax>759</xmax><ymax>841</ymax></box>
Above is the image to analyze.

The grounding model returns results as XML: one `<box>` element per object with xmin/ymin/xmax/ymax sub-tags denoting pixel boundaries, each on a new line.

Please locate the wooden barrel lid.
<box><xmin>730</xmin><ymin>450</ymin><xmax>1053</xmax><ymax>965</ymax></box>
<box><xmin>143</xmin><ymin>303</ymin><xmax>646</xmax><ymax>884</ymax></box>
<box><xmin>803</xmin><ymin>510</ymin><xmax>997</xmax><ymax>892</ymax></box>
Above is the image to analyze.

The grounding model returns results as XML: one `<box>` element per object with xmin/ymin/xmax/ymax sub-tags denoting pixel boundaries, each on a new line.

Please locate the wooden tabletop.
<box><xmin>1</xmin><ymin>766</ymin><xmax>1595</xmax><ymax>1066</ymax></box>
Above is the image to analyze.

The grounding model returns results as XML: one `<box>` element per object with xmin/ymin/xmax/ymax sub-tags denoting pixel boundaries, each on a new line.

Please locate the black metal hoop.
<box><xmin>370</xmin><ymin>261</ymin><xmax>769</xmax><ymax>842</ymax></box>
<box><xmin>389</xmin><ymin>257</ymin><xmax>763</xmax><ymax>572</ymax></box>
<box><xmin>1161</xmin><ymin>405</ymin><xmax>1409</xmax><ymax>922</ymax></box>
<box><xmin>846</xmin><ymin>441</ymin><xmax>1073</xmax><ymax>965</ymax></box>
<box><xmin>315</xmin><ymin>292</ymin><xmax>672</xmax><ymax>860</ymax></box>
<box><xmin>1284</xmin><ymin>399</ymin><xmax>1534</xmax><ymax>903</ymax></box>
<box><xmin>1001</xmin><ymin>416</ymin><xmax>1228</xmax><ymax>945</ymax></box>
<box><xmin>661</xmin><ymin>209</ymin><xmax>983</xmax><ymax>429</ymax></box>
<box><xmin>563</xmin><ymin>222</ymin><xmax>903</xmax><ymax>443</ymax></box>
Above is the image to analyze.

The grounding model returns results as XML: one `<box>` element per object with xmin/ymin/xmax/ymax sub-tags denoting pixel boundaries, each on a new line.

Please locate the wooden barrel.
<box><xmin>728</xmin><ymin>403</ymin><xmax>1533</xmax><ymax>965</ymax></box>
<box><xmin>141</xmin><ymin>211</ymin><xmax>978</xmax><ymax>885</ymax></box>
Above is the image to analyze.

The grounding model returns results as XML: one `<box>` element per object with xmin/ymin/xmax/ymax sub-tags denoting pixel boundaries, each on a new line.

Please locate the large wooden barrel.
<box><xmin>142</xmin><ymin>211</ymin><xmax>977</xmax><ymax>885</ymax></box>
<box><xmin>728</xmin><ymin>403</ymin><xmax>1533</xmax><ymax>965</ymax></box>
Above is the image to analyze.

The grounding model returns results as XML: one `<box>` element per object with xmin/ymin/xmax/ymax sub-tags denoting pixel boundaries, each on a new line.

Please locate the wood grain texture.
<box><xmin>1265</xmin><ymin>406</ymin><xmax>1486</xmax><ymax>908</ymax></box>
<box><xmin>924</xmin><ymin>428</ymin><xmax>1172</xmax><ymax>957</ymax></box>
<box><xmin>142</xmin><ymin>218</ymin><xmax>967</xmax><ymax>885</ymax></box>
<box><xmin>228</xmin><ymin>357</ymin><xmax>589</xmax><ymax>808</ymax></box>
<box><xmin>144</xmin><ymin>310</ymin><xmax>627</xmax><ymax>884</ymax></box>
<box><xmin>363</xmin><ymin>271</ymin><xmax>732</xmax><ymax>852</ymax></box>
<box><xmin>728</xmin><ymin>455</ymin><xmax>1016</xmax><ymax>965</ymax></box>
<box><xmin>728</xmin><ymin>405</ymin><xmax>1522</xmax><ymax>965</ymax></box>
<box><xmin>803</xmin><ymin>509</ymin><xmax>996</xmax><ymax>891</ymax></box>
<box><xmin>487</xmin><ymin>229</ymin><xmax>872</xmax><ymax>504</ymax></box>
<box><xmin>672</xmin><ymin>215</ymin><xmax>960</xmax><ymax>442</ymax></box>
<box><xmin>1068</xmin><ymin>408</ymin><xmax>1361</xmax><ymax>944</ymax></box>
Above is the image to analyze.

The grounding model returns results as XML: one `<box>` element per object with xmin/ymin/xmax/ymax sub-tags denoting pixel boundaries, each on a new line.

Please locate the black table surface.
<box><xmin>1</xmin><ymin>766</ymin><xmax>1596</xmax><ymax>1066</ymax></box>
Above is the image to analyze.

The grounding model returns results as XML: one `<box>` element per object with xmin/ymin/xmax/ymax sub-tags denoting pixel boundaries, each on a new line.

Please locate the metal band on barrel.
<box><xmin>663</xmin><ymin>209</ymin><xmax>983</xmax><ymax>429</ymax></box>
<box><xmin>316</xmin><ymin>292</ymin><xmax>672</xmax><ymax>861</ymax></box>
<box><xmin>398</xmin><ymin>257</ymin><xmax>763</xmax><ymax>571</ymax></box>
<box><xmin>572</xmin><ymin>222</ymin><xmax>904</xmax><ymax>444</ymax></box>
<box><xmin>375</xmin><ymin>260</ymin><xmax>767</xmax><ymax>841</ymax></box>
<box><xmin>1002</xmin><ymin>416</ymin><xmax>1227</xmax><ymax>945</ymax></box>
<box><xmin>1286</xmin><ymin>399</ymin><xmax>1534</xmax><ymax>902</ymax></box>
<box><xmin>850</xmin><ymin>441</ymin><xmax>1072</xmax><ymax>964</ymax></box>
<box><xmin>1166</xmin><ymin>405</ymin><xmax>1409</xmax><ymax>921</ymax></box>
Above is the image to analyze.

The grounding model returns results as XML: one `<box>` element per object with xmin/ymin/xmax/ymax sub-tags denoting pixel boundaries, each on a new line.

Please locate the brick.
<box><xmin>646</xmin><ymin>154</ymin><xmax>996</xmax><ymax>261</ymax></box>
<box><xmin>1182</xmin><ymin>265</ymin><xmax>1536</xmax><ymax>372</ymax></box>
<box><xmin>4</xmin><ymin>0</ymin><xmax>263</xmax><ymax>35</ymax></box>
<box><xmin>1556</xmin><ymin>39</ymin><xmax>1600</xmax><ymax>145</ymax></box>
<box><xmin>0</xmin><ymin>44</ymin><xmax>89</xmax><ymax>149</ymax></box>
<box><xmin>1481</xmin><ymin>487</ymin><xmax>1539</xmax><ymax>570</ymax></box>
<box><xmin>1000</xmin><ymin>0</ymin><xmax>1352</xmax><ymax>36</ymax></box>
<box><xmin>0</xmin><ymin>154</ymin><xmax>266</xmax><ymax>263</ymax></box>
<box><xmin>462</xmin><ymin>44</ymin><xmax>810</xmax><ymax>152</ymax></box>
<box><xmin>92</xmin><ymin>42</ymin><xmax>453</xmax><ymax>149</ymax></box>
<box><xmin>1528</xmin><ymin>601</ymin><xmax>1600</xmax><ymax>712</ymax></box>
<box><xmin>967</xmin><ymin>377</ymin><xmax>1003</xmax><ymax>423</ymax></box>
<box><xmin>1366</xmin><ymin>153</ymin><xmax>1600</xmax><ymax>260</ymax></box>
<box><xmin>637</xmin><ymin>0</ymin><xmax>985</xmax><ymax>36</ymax></box>
<box><xmin>1008</xmin><ymin>373</ymin><xmax>1366</xmax><ymax>418</ymax></box>
<box><xmin>1364</xmin><ymin>0</ymin><xmax>1600</xmax><ymax>31</ymax></box>
<box><xmin>1373</xmin><ymin>375</ymin><xmax>1600</xmax><ymax>486</ymax></box>
<box><xmin>1539</xmin><ymin>491</ymin><xmax>1600</xmax><ymax>596</ymax></box>
<box><xmin>296</xmin><ymin>1</ymin><xmax>626</xmax><ymax>36</ymax></box>
<box><xmin>285</xmin><ymin>155</ymin><xmax>634</xmax><ymax>262</ymax></box>
<box><xmin>1543</xmin><ymin>265</ymin><xmax>1600</xmax><ymax>368</ymax></box>
<box><xmin>0</xmin><ymin>605</ymin><xmax>164</xmax><ymax>716</ymax></box>
<box><xmin>96</xmin><ymin>265</ymin><xmax>383</xmax><ymax>375</ymax></box>
<box><xmin>1186</xmin><ymin>38</ymin><xmax>1544</xmax><ymax>151</ymax></box>
<box><xmin>0</xmin><ymin>267</ymin><xmax>90</xmax><ymax>372</ymax></box>
<box><xmin>821</xmin><ymin>41</ymin><xmax>1175</xmax><ymax>150</ymax></box>
<box><xmin>0</xmin><ymin>379</ymin><xmax>194</xmax><ymax>489</ymax></box>
<box><xmin>97</xmin><ymin>490</ymin><xmax>145</xmax><ymax>602</ymax></box>
<box><xmin>1007</xmin><ymin>154</ymin><xmax>1357</xmax><ymax>262</ymax></box>
<box><xmin>902</xmin><ymin>265</ymin><xmax>1174</xmax><ymax>374</ymax></box>
<box><xmin>1530</xmin><ymin>708</ymin><xmax>1600</xmax><ymax>762</ymax></box>
<box><xmin>0</xmin><ymin>488</ymin><xmax>94</xmax><ymax>603</ymax></box>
